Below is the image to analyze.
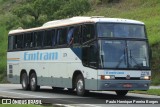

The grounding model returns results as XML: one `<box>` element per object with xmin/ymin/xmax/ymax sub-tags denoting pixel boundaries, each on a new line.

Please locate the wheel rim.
<box><xmin>31</xmin><ymin>77</ymin><xmax>36</xmax><ymax>88</ymax></box>
<box><xmin>77</xmin><ymin>79</ymin><xmax>83</xmax><ymax>92</ymax></box>
<box><xmin>22</xmin><ymin>78</ymin><xmax>26</xmax><ymax>88</ymax></box>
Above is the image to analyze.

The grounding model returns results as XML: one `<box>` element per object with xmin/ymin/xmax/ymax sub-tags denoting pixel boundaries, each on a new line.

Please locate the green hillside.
<box><xmin>0</xmin><ymin>0</ymin><xmax>160</xmax><ymax>84</ymax></box>
<box><xmin>0</xmin><ymin>0</ymin><xmax>8</xmax><ymax>82</ymax></box>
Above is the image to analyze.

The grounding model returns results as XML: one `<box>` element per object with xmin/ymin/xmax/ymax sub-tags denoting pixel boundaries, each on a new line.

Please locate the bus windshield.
<box><xmin>99</xmin><ymin>40</ymin><xmax>149</xmax><ymax>69</ymax></box>
<box><xmin>97</xmin><ymin>23</ymin><xmax>146</xmax><ymax>38</ymax></box>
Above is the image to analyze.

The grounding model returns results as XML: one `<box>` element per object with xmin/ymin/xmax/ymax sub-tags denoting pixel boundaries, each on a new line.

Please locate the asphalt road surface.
<box><xmin>0</xmin><ymin>84</ymin><xmax>160</xmax><ymax>107</ymax></box>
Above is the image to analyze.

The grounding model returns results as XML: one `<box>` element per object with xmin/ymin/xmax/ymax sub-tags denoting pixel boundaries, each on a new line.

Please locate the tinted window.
<box><xmin>73</xmin><ymin>26</ymin><xmax>81</xmax><ymax>44</ymax></box>
<box><xmin>82</xmin><ymin>24</ymin><xmax>95</xmax><ymax>43</ymax></box>
<box><xmin>82</xmin><ymin>42</ymin><xmax>98</xmax><ymax>68</ymax></box>
<box><xmin>8</xmin><ymin>36</ymin><xmax>14</xmax><ymax>51</ymax></box>
<box><xmin>57</xmin><ymin>28</ymin><xmax>67</xmax><ymax>45</ymax></box>
<box><xmin>82</xmin><ymin>47</ymin><xmax>89</xmax><ymax>66</ymax></box>
<box><xmin>97</xmin><ymin>23</ymin><xmax>146</xmax><ymax>38</ymax></box>
<box><xmin>89</xmin><ymin>42</ymin><xmax>98</xmax><ymax>67</ymax></box>
<box><xmin>99</xmin><ymin>40</ymin><xmax>149</xmax><ymax>69</ymax></box>
<box><xmin>67</xmin><ymin>26</ymin><xmax>81</xmax><ymax>45</ymax></box>
<box><xmin>34</xmin><ymin>31</ymin><xmax>43</xmax><ymax>48</ymax></box>
<box><xmin>14</xmin><ymin>34</ymin><xmax>23</xmax><ymax>49</ymax></box>
<box><xmin>43</xmin><ymin>30</ymin><xmax>55</xmax><ymax>47</ymax></box>
<box><xmin>127</xmin><ymin>41</ymin><xmax>149</xmax><ymax>68</ymax></box>
<box><xmin>24</xmin><ymin>33</ymin><xmax>34</xmax><ymax>49</ymax></box>
<box><xmin>67</xmin><ymin>27</ymin><xmax>74</xmax><ymax>44</ymax></box>
<box><xmin>99</xmin><ymin>40</ymin><xmax>126</xmax><ymax>68</ymax></box>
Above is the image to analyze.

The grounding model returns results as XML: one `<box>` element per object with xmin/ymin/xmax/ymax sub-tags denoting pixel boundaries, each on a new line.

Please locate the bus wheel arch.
<box><xmin>72</xmin><ymin>70</ymin><xmax>87</xmax><ymax>96</ymax></box>
<box><xmin>29</xmin><ymin>70</ymin><xmax>40</xmax><ymax>91</ymax></box>
<box><xmin>20</xmin><ymin>69</ymin><xmax>29</xmax><ymax>90</ymax></box>
<box><xmin>72</xmin><ymin>70</ymin><xmax>83</xmax><ymax>89</ymax></box>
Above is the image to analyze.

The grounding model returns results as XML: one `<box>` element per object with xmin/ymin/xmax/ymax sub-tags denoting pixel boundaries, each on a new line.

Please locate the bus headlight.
<box><xmin>101</xmin><ymin>75</ymin><xmax>115</xmax><ymax>80</ymax></box>
<box><xmin>140</xmin><ymin>76</ymin><xmax>150</xmax><ymax>80</ymax></box>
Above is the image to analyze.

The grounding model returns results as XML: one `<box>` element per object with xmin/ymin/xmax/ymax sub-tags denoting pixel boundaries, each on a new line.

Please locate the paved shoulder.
<box><xmin>150</xmin><ymin>86</ymin><xmax>160</xmax><ymax>89</ymax></box>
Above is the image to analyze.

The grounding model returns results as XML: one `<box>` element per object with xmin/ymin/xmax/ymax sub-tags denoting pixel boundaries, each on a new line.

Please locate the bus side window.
<box><xmin>14</xmin><ymin>35</ymin><xmax>23</xmax><ymax>49</ymax></box>
<box><xmin>89</xmin><ymin>43</ymin><xmax>98</xmax><ymax>68</ymax></box>
<box><xmin>24</xmin><ymin>33</ymin><xmax>34</xmax><ymax>49</ymax></box>
<box><xmin>34</xmin><ymin>31</ymin><xmax>43</xmax><ymax>48</ymax></box>
<box><xmin>57</xmin><ymin>28</ymin><xmax>67</xmax><ymax>45</ymax></box>
<box><xmin>67</xmin><ymin>25</ymin><xmax>81</xmax><ymax>46</ymax></box>
<box><xmin>82</xmin><ymin>46</ymin><xmax>89</xmax><ymax>66</ymax></box>
<box><xmin>82</xmin><ymin>42</ymin><xmax>98</xmax><ymax>68</ymax></box>
<box><xmin>67</xmin><ymin>27</ymin><xmax>74</xmax><ymax>45</ymax></box>
<box><xmin>82</xmin><ymin>24</ymin><xmax>95</xmax><ymax>43</ymax></box>
<box><xmin>73</xmin><ymin>26</ymin><xmax>81</xmax><ymax>44</ymax></box>
<box><xmin>8</xmin><ymin>36</ymin><xmax>14</xmax><ymax>51</ymax></box>
<box><xmin>56</xmin><ymin>29</ymin><xmax>61</xmax><ymax>45</ymax></box>
<box><xmin>43</xmin><ymin>29</ymin><xmax>55</xmax><ymax>47</ymax></box>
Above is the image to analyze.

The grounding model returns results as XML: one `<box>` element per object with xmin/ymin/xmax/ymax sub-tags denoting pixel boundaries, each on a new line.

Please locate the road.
<box><xmin>0</xmin><ymin>84</ymin><xmax>160</xmax><ymax>107</ymax></box>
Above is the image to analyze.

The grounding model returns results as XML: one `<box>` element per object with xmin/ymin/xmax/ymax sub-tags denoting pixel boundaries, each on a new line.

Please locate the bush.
<box><xmin>88</xmin><ymin>0</ymin><xmax>120</xmax><ymax>6</ymax></box>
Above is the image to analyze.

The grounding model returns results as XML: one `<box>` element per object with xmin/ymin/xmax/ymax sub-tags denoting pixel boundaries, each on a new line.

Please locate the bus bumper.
<box><xmin>97</xmin><ymin>80</ymin><xmax>150</xmax><ymax>91</ymax></box>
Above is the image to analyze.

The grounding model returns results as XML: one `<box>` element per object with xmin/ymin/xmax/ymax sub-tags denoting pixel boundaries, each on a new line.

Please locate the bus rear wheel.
<box><xmin>30</xmin><ymin>73</ymin><xmax>40</xmax><ymax>91</ymax></box>
<box><xmin>21</xmin><ymin>73</ymin><xmax>29</xmax><ymax>90</ymax></box>
<box><xmin>115</xmin><ymin>90</ymin><xmax>128</xmax><ymax>96</ymax></box>
<box><xmin>75</xmin><ymin>74</ymin><xmax>86</xmax><ymax>96</ymax></box>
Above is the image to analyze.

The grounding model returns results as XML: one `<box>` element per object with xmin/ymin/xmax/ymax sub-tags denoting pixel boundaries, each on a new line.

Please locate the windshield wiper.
<box><xmin>116</xmin><ymin>49</ymin><xmax>127</xmax><ymax>68</ymax></box>
<box><xmin>129</xmin><ymin>50</ymin><xmax>142</xmax><ymax>69</ymax></box>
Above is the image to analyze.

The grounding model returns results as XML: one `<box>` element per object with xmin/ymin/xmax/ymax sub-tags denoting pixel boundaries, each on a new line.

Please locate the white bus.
<box><xmin>7</xmin><ymin>16</ymin><xmax>151</xmax><ymax>96</ymax></box>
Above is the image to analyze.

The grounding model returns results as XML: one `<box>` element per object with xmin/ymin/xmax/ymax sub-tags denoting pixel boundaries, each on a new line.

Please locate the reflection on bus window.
<box><xmin>83</xmin><ymin>24</ymin><xmax>95</xmax><ymax>43</ymax></box>
<box><xmin>97</xmin><ymin>23</ymin><xmax>146</xmax><ymax>38</ymax></box>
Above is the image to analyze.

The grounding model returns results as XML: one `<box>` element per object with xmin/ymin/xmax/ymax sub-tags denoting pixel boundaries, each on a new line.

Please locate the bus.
<box><xmin>7</xmin><ymin>16</ymin><xmax>151</xmax><ymax>96</ymax></box>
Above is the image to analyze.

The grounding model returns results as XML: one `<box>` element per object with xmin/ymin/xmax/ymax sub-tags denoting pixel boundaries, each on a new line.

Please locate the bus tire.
<box><xmin>30</xmin><ymin>73</ymin><xmax>40</xmax><ymax>91</ymax></box>
<box><xmin>75</xmin><ymin>74</ymin><xmax>86</xmax><ymax>96</ymax></box>
<box><xmin>21</xmin><ymin>73</ymin><xmax>29</xmax><ymax>90</ymax></box>
<box><xmin>115</xmin><ymin>90</ymin><xmax>128</xmax><ymax>96</ymax></box>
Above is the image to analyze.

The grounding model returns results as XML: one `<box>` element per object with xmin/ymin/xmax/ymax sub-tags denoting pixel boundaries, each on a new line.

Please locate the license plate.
<box><xmin>123</xmin><ymin>84</ymin><xmax>132</xmax><ymax>88</ymax></box>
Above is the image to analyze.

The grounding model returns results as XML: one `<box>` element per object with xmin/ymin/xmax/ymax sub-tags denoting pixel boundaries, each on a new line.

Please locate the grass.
<box><xmin>0</xmin><ymin>20</ymin><xmax>7</xmax><ymax>82</ymax></box>
<box><xmin>130</xmin><ymin>89</ymin><xmax>160</xmax><ymax>96</ymax></box>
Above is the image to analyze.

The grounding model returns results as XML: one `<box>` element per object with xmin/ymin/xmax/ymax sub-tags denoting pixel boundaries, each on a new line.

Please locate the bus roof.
<box><xmin>9</xmin><ymin>16</ymin><xmax>144</xmax><ymax>35</ymax></box>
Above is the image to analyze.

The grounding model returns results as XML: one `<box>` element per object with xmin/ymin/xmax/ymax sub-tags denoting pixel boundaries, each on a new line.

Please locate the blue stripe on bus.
<box><xmin>71</xmin><ymin>48</ymin><xmax>82</xmax><ymax>60</ymax></box>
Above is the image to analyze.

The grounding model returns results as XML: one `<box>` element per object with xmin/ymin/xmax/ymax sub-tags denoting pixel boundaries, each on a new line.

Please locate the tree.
<box><xmin>54</xmin><ymin>0</ymin><xmax>90</xmax><ymax>19</ymax></box>
<box><xmin>9</xmin><ymin>0</ymin><xmax>90</xmax><ymax>29</ymax></box>
<box><xmin>13</xmin><ymin>0</ymin><xmax>46</xmax><ymax>27</ymax></box>
<box><xmin>89</xmin><ymin>0</ymin><xmax>120</xmax><ymax>6</ymax></box>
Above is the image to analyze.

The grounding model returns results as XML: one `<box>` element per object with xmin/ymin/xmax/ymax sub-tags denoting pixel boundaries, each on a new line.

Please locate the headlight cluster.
<box><xmin>101</xmin><ymin>75</ymin><xmax>115</xmax><ymax>80</ymax></box>
<box><xmin>140</xmin><ymin>76</ymin><xmax>150</xmax><ymax>80</ymax></box>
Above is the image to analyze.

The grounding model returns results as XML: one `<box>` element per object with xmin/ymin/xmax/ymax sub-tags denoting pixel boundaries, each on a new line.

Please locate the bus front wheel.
<box><xmin>21</xmin><ymin>73</ymin><xmax>29</xmax><ymax>90</ymax></box>
<box><xmin>75</xmin><ymin>74</ymin><xmax>86</xmax><ymax>96</ymax></box>
<box><xmin>115</xmin><ymin>90</ymin><xmax>128</xmax><ymax>96</ymax></box>
<box><xmin>30</xmin><ymin>73</ymin><xmax>40</xmax><ymax>91</ymax></box>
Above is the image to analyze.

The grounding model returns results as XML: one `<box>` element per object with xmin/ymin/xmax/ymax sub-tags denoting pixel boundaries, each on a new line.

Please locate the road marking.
<box><xmin>83</xmin><ymin>104</ymin><xmax>102</xmax><ymax>107</ymax></box>
<box><xmin>0</xmin><ymin>94</ymin><xmax>21</xmax><ymax>99</ymax></box>
<box><xmin>54</xmin><ymin>104</ymin><xmax>102</xmax><ymax>107</ymax></box>
<box><xmin>0</xmin><ymin>90</ymin><xmax>50</xmax><ymax>98</ymax></box>
<box><xmin>54</xmin><ymin>104</ymin><xmax>77</xmax><ymax>107</ymax></box>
